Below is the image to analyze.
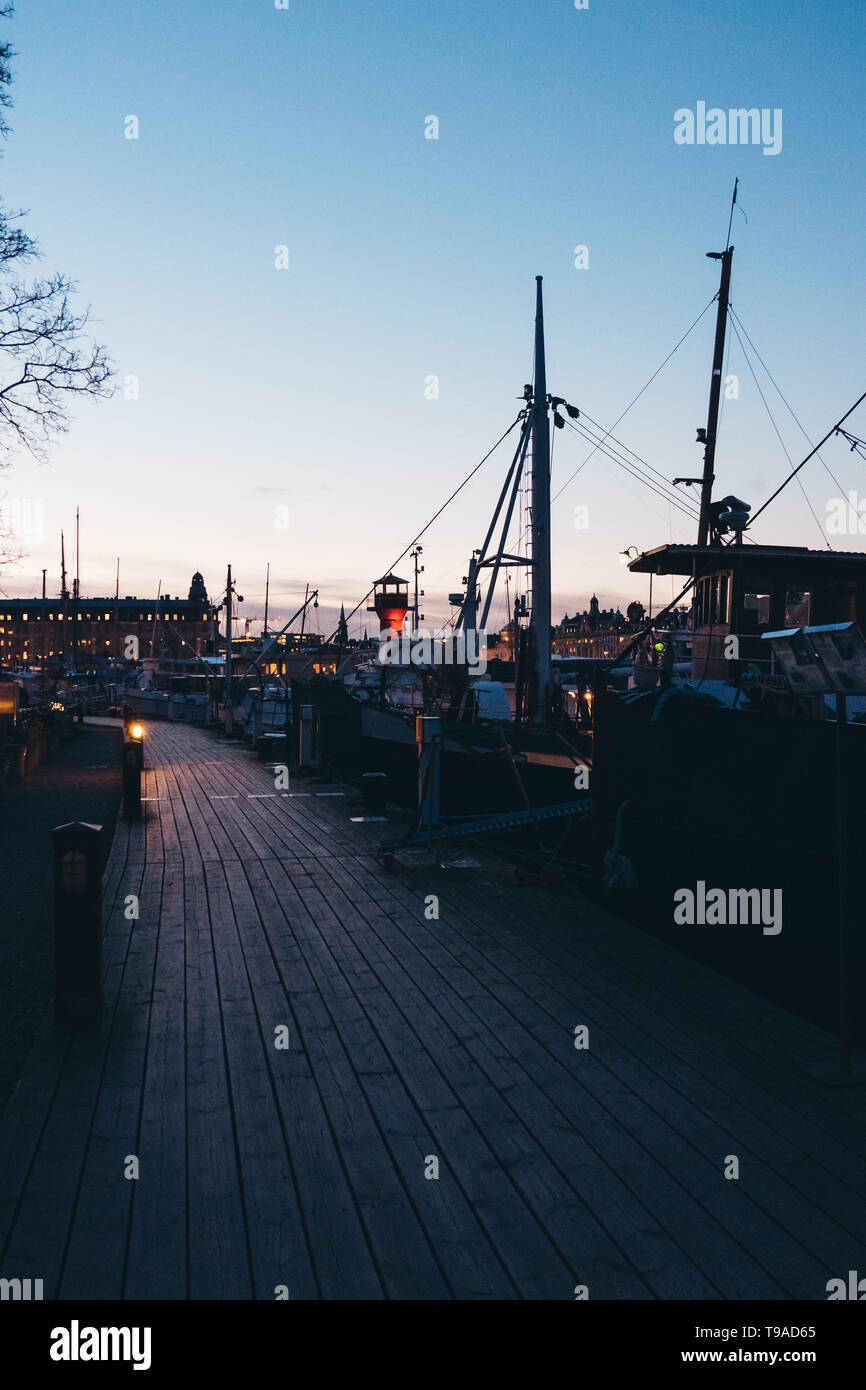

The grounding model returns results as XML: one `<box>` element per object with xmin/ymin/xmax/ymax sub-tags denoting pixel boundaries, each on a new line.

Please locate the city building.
<box><xmin>0</xmin><ymin>571</ymin><xmax>217</xmax><ymax>670</ymax></box>
<box><xmin>552</xmin><ymin>595</ymin><xmax>636</xmax><ymax>658</ymax></box>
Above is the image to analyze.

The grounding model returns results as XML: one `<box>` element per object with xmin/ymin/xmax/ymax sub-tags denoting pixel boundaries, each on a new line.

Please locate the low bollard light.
<box><xmin>122</xmin><ymin>737</ymin><xmax>143</xmax><ymax>820</ymax></box>
<box><xmin>53</xmin><ymin>821</ymin><xmax>103</xmax><ymax>1031</ymax></box>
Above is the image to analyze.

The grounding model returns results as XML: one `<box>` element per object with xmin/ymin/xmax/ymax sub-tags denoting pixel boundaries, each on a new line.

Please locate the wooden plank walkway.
<box><xmin>1</xmin><ymin>719</ymin><xmax>865</xmax><ymax>1300</ymax></box>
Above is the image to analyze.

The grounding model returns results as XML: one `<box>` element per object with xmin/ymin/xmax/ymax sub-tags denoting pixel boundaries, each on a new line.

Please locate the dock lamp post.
<box><xmin>122</xmin><ymin>722</ymin><xmax>144</xmax><ymax>820</ymax></box>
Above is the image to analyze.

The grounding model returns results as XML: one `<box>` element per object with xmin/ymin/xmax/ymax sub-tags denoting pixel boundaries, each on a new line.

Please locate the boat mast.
<box><xmin>697</xmin><ymin>182</ymin><xmax>737</xmax><ymax>546</ymax></box>
<box><xmin>60</xmin><ymin>530</ymin><xmax>68</xmax><ymax>600</ymax></box>
<box><xmin>529</xmin><ymin>276</ymin><xmax>552</xmax><ymax>723</ymax></box>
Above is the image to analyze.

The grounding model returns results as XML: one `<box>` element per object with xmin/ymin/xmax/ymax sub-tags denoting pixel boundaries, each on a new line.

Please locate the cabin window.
<box><xmin>784</xmin><ymin>588</ymin><xmax>811</xmax><ymax>628</ymax></box>
<box><xmin>742</xmin><ymin>593</ymin><xmax>772</xmax><ymax>628</ymax></box>
<box><xmin>694</xmin><ymin>576</ymin><xmax>727</xmax><ymax>627</ymax></box>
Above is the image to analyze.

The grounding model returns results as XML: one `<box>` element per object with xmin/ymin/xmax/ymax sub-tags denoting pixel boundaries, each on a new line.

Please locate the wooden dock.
<box><xmin>1</xmin><ymin>720</ymin><xmax>864</xmax><ymax>1300</ymax></box>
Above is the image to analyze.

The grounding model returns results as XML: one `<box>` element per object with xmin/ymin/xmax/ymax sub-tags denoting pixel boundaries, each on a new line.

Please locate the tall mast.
<box><xmin>60</xmin><ymin>530</ymin><xmax>68</xmax><ymax>600</ymax></box>
<box><xmin>529</xmin><ymin>276</ymin><xmax>552</xmax><ymax>723</ymax></box>
<box><xmin>264</xmin><ymin>561</ymin><xmax>270</xmax><ymax>638</ymax></box>
<box><xmin>697</xmin><ymin>239</ymin><xmax>734</xmax><ymax>546</ymax></box>
<box><xmin>74</xmin><ymin>506</ymin><xmax>80</xmax><ymax>600</ymax></box>
<box><xmin>225</xmin><ymin>564</ymin><xmax>233</xmax><ymax>735</ymax></box>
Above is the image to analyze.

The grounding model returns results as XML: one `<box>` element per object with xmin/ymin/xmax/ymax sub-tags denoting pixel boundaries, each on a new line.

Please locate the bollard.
<box><xmin>416</xmin><ymin>716</ymin><xmax>441</xmax><ymax>830</ymax></box>
<box><xmin>53</xmin><ymin>822</ymin><xmax>103</xmax><ymax>1030</ymax></box>
<box><xmin>362</xmin><ymin>771</ymin><xmax>389</xmax><ymax>811</ymax></box>
<box><xmin>298</xmin><ymin>704</ymin><xmax>319</xmax><ymax>768</ymax></box>
<box><xmin>122</xmin><ymin>738</ymin><xmax>143</xmax><ymax>820</ymax></box>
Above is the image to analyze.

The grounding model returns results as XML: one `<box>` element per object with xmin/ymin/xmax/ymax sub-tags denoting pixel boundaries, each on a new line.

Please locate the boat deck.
<box><xmin>1</xmin><ymin>720</ymin><xmax>864</xmax><ymax>1300</ymax></box>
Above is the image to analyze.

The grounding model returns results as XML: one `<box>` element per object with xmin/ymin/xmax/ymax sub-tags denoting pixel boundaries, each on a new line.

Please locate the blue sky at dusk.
<box><xmin>0</xmin><ymin>0</ymin><xmax>863</xmax><ymax>635</ymax></box>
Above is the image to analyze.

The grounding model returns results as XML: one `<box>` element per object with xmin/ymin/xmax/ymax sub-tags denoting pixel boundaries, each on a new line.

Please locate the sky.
<box><xmin>0</xmin><ymin>0</ymin><xmax>864</xmax><ymax>638</ymax></box>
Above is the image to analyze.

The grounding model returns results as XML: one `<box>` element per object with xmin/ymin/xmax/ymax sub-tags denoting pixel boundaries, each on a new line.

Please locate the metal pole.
<box><xmin>225</xmin><ymin>564</ymin><xmax>233</xmax><ymax>736</ymax></box>
<box><xmin>457</xmin><ymin>553</ymin><xmax>481</xmax><ymax>634</ymax></box>
<box><xmin>697</xmin><ymin>247</ymin><xmax>734</xmax><ymax>546</ymax></box>
<box><xmin>530</xmin><ymin>276</ymin><xmax>552</xmax><ymax>723</ymax></box>
<box><xmin>417</xmin><ymin>716</ymin><xmax>441</xmax><ymax>831</ymax></box>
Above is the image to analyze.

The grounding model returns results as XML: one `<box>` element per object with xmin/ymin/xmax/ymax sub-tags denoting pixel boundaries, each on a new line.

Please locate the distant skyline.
<box><xmin>0</xmin><ymin>0</ymin><xmax>864</xmax><ymax>638</ymax></box>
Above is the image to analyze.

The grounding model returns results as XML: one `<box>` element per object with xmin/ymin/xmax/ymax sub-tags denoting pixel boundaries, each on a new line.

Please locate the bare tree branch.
<box><xmin>0</xmin><ymin>5</ymin><xmax>114</xmax><ymax>474</ymax></box>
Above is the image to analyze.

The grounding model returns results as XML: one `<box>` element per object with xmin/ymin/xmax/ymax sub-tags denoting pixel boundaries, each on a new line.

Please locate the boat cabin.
<box><xmin>629</xmin><ymin>544</ymin><xmax>866</xmax><ymax>681</ymax></box>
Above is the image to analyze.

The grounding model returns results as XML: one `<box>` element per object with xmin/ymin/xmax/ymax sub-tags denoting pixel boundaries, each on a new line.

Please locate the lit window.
<box><xmin>784</xmin><ymin>588</ymin><xmax>811</xmax><ymax>628</ymax></box>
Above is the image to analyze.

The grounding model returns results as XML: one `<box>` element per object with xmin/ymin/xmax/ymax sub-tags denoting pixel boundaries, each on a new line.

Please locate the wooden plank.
<box><xmin>226</xmin><ymin>858</ymin><xmax>383</xmax><ymax>1299</ymax></box>
<box><xmin>184</xmin><ymin>852</ymin><xmax>252</xmax><ymax>1298</ymax></box>
<box><xmin>124</xmin><ymin>855</ymin><xmax>187</xmax><ymax>1299</ymax></box>
<box><xmin>59</xmin><ymin>860</ymin><xmax>163</xmax><ymax>1297</ymax></box>
<box><xmin>200</xmin><ymin>858</ymin><xmax>318</xmax><ymax>1300</ymax></box>
<box><xmin>257</xmin><ymin>858</ymin><xmax>452</xmax><ymax>1298</ymax></box>
<box><xmin>0</xmin><ymin>859</ymin><xmax>146</xmax><ymax>1296</ymax></box>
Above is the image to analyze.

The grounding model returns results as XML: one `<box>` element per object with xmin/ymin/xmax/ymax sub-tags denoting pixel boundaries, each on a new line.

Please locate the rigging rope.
<box><xmin>551</xmin><ymin>294</ymin><xmax>717</xmax><ymax>504</ymax></box>
<box><xmin>562</xmin><ymin>417</ymin><xmax>701</xmax><ymax>524</ymax></box>
<box><xmin>749</xmin><ymin>391</ymin><xmax>866</xmax><ymax>528</ymax></box>
<box><xmin>729</xmin><ymin>308</ymin><xmax>848</xmax><ymax>497</ymax></box>
<box><xmin>299</xmin><ymin>412</ymin><xmax>525</xmax><ymax>664</ymax></box>
<box><xmin>567</xmin><ymin>409</ymin><xmax>702</xmax><ymax>521</ymax></box>
<box><xmin>727</xmin><ymin>316</ymin><xmax>831</xmax><ymax>548</ymax></box>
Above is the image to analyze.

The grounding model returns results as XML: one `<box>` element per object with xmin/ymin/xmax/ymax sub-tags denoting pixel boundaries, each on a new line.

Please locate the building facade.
<box><xmin>552</xmin><ymin>595</ymin><xmax>635</xmax><ymax>659</ymax></box>
<box><xmin>0</xmin><ymin>572</ymin><xmax>216</xmax><ymax>670</ymax></box>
